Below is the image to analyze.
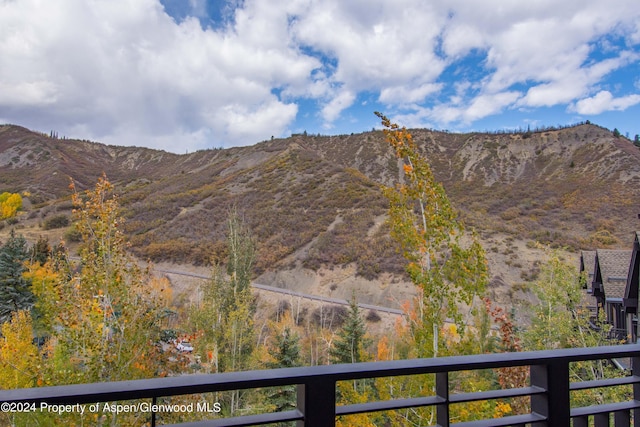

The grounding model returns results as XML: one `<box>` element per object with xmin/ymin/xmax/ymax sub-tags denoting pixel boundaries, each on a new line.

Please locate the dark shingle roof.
<box><xmin>580</xmin><ymin>250</ymin><xmax>596</xmax><ymax>279</ymax></box>
<box><xmin>595</xmin><ymin>249</ymin><xmax>633</xmax><ymax>299</ymax></box>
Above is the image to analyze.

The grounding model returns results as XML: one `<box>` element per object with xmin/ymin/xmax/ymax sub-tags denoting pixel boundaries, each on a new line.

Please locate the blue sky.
<box><xmin>1</xmin><ymin>0</ymin><xmax>639</xmax><ymax>152</ymax></box>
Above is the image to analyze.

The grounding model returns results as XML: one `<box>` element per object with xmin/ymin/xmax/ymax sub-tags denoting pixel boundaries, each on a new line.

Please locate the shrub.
<box><xmin>366</xmin><ymin>309</ymin><xmax>381</xmax><ymax>323</ymax></box>
<box><xmin>64</xmin><ymin>228</ymin><xmax>82</xmax><ymax>242</ymax></box>
<box><xmin>43</xmin><ymin>214</ymin><xmax>70</xmax><ymax>230</ymax></box>
<box><xmin>589</xmin><ymin>230</ymin><xmax>618</xmax><ymax>246</ymax></box>
<box><xmin>500</xmin><ymin>207</ymin><xmax>521</xmax><ymax>221</ymax></box>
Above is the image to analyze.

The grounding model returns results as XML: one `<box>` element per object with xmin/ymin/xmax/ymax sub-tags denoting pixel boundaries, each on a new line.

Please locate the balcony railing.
<box><xmin>0</xmin><ymin>344</ymin><xmax>639</xmax><ymax>426</ymax></box>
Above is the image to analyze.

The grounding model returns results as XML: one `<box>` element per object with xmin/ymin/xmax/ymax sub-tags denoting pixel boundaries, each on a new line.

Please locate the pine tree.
<box><xmin>0</xmin><ymin>230</ymin><xmax>33</xmax><ymax>322</ymax></box>
<box><xmin>269</xmin><ymin>327</ymin><xmax>301</xmax><ymax>369</ymax></box>
<box><xmin>267</xmin><ymin>326</ymin><xmax>301</xmax><ymax>417</ymax></box>
<box><xmin>330</xmin><ymin>297</ymin><xmax>367</xmax><ymax>364</ymax></box>
<box><xmin>330</xmin><ymin>298</ymin><xmax>378</xmax><ymax>426</ymax></box>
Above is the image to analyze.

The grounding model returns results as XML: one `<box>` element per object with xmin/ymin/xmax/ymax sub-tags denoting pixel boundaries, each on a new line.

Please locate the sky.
<box><xmin>1</xmin><ymin>0</ymin><xmax>639</xmax><ymax>153</ymax></box>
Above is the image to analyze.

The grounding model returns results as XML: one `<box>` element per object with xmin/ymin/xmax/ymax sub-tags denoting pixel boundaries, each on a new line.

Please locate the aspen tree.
<box><xmin>376</xmin><ymin>112</ymin><xmax>488</xmax><ymax>358</ymax></box>
<box><xmin>191</xmin><ymin>209</ymin><xmax>256</xmax><ymax>414</ymax></box>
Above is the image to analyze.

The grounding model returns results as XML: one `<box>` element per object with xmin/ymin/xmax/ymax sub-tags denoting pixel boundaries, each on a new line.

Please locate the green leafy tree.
<box><xmin>53</xmin><ymin>176</ymin><xmax>170</xmax><ymax>384</ymax></box>
<box><xmin>191</xmin><ymin>209</ymin><xmax>256</xmax><ymax>414</ymax></box>
<box><xmin>375</xmin><ymin>112</ymin><xmax>488</xmax><ymax>358</ymax></box>
<box><xmin>0</xmin><ymin>178</ymin><xmax>173</xmax><ymax>426</ymax></box>
<box><xmin>522</xmin><ymin>249</ymin><xmax>627</xmax><ymax>407</ymax></box>
<box><xmin>522</xmin><ymin>250</ymin><xmax>602</xmax><ymax>350</ymax></box>
<box><xmin>368</xmin><ymin>113</ymin><xmax>489</xmax><ymax>426</ymax></box>
<box><xmin>0</xmin><ymin>230</ymin><xmax>33</xmax><ymax>322</ymax></box>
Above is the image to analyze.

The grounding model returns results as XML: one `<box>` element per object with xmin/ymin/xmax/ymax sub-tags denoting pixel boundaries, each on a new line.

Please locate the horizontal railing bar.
<box><xmin>1</xmin><ymin>344</ymin><xmax>637</xmax><ymax>406</ymax></box>
<box><xmin>570</xmin><ymin>375</ymin><xmax>640</xmax><ymax>391</ymax></box>
<box><xmin>336</xmin><ymin>396</ymin><xmax>444</xmax><ymax>416</ymax></box>
<box><xmin>449</xmin><ymin>386</ymin><xmax>546</xmax><ymax>404</ymax></box>
<box><xmin>160</xmin><ymin>409</ymin><xmax>304</xmax><ymax>427</ymax></box>
<box><xmin>570</xmin><ymin>400</ymin><xmax>640</xmax><ymax>417</ymax></box>
<box><xmin>452</xmin><ymin>412</ymin><xmax>546</xmax><ymax>427</ymax></box>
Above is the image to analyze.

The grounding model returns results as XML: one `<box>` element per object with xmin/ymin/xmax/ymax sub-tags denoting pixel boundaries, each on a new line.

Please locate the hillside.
<box><xmin>1</xmin><ymin>123</ymin><xmax>639</xmax><ymax>309</ymax></box>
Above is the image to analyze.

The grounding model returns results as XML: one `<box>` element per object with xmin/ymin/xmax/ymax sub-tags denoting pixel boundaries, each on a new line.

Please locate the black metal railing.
<box><xmin>0</xmin><ymin>344</ymin><xmax>639</xmax><ymax>426</ymax></box>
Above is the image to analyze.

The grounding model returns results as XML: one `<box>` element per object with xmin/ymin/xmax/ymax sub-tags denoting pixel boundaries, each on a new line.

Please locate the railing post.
<box><xmin>613</xmin><ymin>410</ymin><xmax>630</xmax><ymax>426</ymax></box>
<box><xmin>530</xmin><ymin>361</ymin><xmax>570</xmax><ymax>427</ymax></box>
<box><xmin>632</xmin><ymin>355</ymin><xmax>640</xmax><ymax>427</ymax></box>
<box><xmin>297</xmin><ymin>378</ymin><xmax>336</xmax><ymax>427</ymax></box>
<box><xmin>436</xmin><ymin>371</ymin><xmax>449</xmax><ymax>427</ymax></box>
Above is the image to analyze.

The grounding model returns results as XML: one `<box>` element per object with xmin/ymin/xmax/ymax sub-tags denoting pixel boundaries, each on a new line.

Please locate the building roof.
<box><xmin>580</xmin><ymin>250</ymin><xmax>596</xmax><ymax>279</ymax></box>
<box><xmin>594</xmin><ymin>249</ymin><xmax>633</xmax><ymax>300</ymax></box>
<box><xmin>623</xmin><ymin>232</ymin><xmax>640</xmax><ymax>310</ymax></box>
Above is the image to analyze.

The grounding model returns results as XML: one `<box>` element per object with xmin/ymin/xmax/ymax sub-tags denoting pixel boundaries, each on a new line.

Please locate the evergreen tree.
<box><xmin>268</xmin><ymin>327</ymin><xmax>301</xmax><ymax>369</ymax></box>
<box><xmin>267</xmin><ymin>326</ymin><xmax>301</xmax><ymax>418</ymax></box>
<box><xmin>0</xmin><ymin>230</ymin><xmax>33</xmax><ymax>322</ymax></box>
<box><xmin>330</xmin><ymin>297</ymin><xmax>367</xmax><ymax>364</ymax></box>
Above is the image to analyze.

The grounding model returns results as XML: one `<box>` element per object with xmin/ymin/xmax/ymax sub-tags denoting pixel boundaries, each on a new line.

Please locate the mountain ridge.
<box><xmin>1</xmin><ymin>122</ymin><xmax>639</xmax><ymax>307</ymax></box>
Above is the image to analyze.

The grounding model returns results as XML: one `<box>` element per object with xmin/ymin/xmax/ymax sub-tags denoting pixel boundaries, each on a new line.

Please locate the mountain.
<box><xmin>1</xmin><ymin>122</ymin><xmax>639</xmax><ymax>308</ymax></box>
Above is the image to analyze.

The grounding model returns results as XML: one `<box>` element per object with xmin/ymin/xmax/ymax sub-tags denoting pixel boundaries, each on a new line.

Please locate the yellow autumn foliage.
<box><xmin>0</xmin><ymin>311</ymin><xmax>41</xmax><ymax>389</ymax></box>
<box><xmin>0</xmin><ymin>192</ymin><xmax>22</xmax><ymax>219</ymax></box>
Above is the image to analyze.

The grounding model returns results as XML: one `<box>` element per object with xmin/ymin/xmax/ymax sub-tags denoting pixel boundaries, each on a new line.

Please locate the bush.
<box><xmin>589</xmin><ymin>230</ymin><xmax>618</xmax><ymax>246</ymax></box>
<box><xmin>43</xmin><ymin>214</ymin><xmax>70</xmax><ymax>230</ymax></box>
<box><xmin>500</xmin><ymin>207</ymin><xmax>521</xmax><ymax>221</ymax></box>
<box><xmin>64</xmin><ymin>228</ymin><xmax>82</xmax><ymax>242</ymax></box>
<box><xmin>366</xmin><ymin>309</ymin><xmax>381</xmax><ymax>323</ymax></box>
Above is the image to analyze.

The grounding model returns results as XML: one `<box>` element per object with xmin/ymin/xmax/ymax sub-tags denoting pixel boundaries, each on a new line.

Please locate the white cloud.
<box><xmin>0</xmin><ymin>0</ymin><xmax>639</xmax><ymax>149</ymax></box>
<box><xmin>379</xmin><ymin>83</ymin><xmax>442</xmax><ymax>105</ymax></box>
<box><xmin>573</xmin><ymin>91</ymin><xmax>640</xmax><ymax>115</ymax></box>
<box><xmin>463</xmin><ymin>91</ymin><xmax>522</xmax><ymax>122</ymax></box>
<box><xmin>0</xmin><ymin>0</ymin><xmax>318</xmax><ymax>150</ymax></box>
<box><xmin>291</xmin><ymin>0</ymin><xmax>448</xmax><ymax>95</ymax></box>
<box><xmin>321</xmin><ymin>90</ymin><xmax>355</xmax><ymax>124</ymax></box>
